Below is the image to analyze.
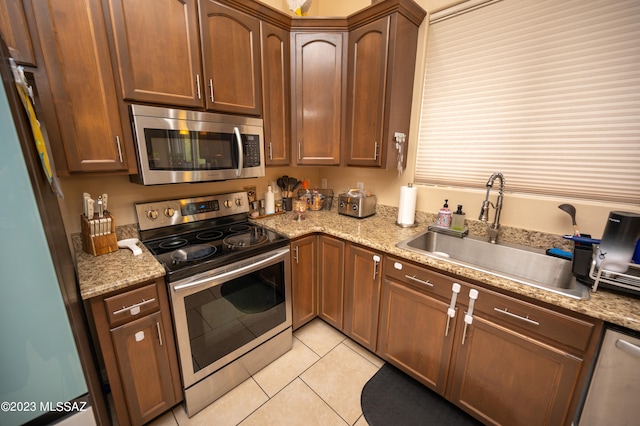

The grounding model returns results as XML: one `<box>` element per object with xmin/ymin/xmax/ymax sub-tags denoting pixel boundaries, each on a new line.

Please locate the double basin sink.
<box><xmin>397</xmin><ymin>230</ymin><xmax>590</xmax><ymax>300</ymax></box>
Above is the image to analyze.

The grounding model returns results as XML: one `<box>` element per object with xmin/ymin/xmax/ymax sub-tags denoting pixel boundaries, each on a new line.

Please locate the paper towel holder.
<box><xmin>396</xmin><ymin>182</ymin><xmax>419</xmax><ymax>228</ymax></box>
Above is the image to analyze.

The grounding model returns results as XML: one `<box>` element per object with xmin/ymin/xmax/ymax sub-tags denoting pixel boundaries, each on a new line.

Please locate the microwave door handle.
<box><xmin>233</xmin><ymin>127</ymin><xmax>243</xmax><ymax>177</ymax></box>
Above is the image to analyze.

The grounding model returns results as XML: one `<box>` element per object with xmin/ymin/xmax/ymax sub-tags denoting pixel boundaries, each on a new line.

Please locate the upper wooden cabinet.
<box><xmin>291</xmin><ymin>31</ymin><xmax>346</xmax><ymax>165</ymax></box>
<box><xmin>30</xmin><ymin>0</ymin><xmax>135</xmax><ymax>173</ymax></box>
<box><xmin>106</xmin><ymin>0</ymin><xmax>262</xmax><ymax>115</ymax></box>
<box><xmin>199</xmin><ymin>0</ymin><xmax>262</xmax><ymax>115</ymax></box>
<box><xmin>0</xmin><ymin>0</ymin><xmax>36</xmax><ymax>66</ymax></box>
<box><xmin>105</xmin><ymin>0</ymin><xmax>203</xmax><ymax>108</ymax></box>
<box><xmin>261</xmin><ymin>21</ymin><xmax>291</xmax><ymax>165</ymax></box>
<box><xmin>345</xmin><ymin>1</ymin><xmax>425</xmax><ymax>168</ymax></box>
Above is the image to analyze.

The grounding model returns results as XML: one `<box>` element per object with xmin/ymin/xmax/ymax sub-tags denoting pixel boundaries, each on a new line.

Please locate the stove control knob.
<box><xmin>235</xmin><ymin>198</ymin><xmax>242</xmax><ymax>207</ymax></box>
<box><xmin>164</xmin><ymin>207</ymin><xmax>175</xmax><ymax>217</ymax></box>
<box><xmin>224</xmin><ymin>200</ymin><xmax>232</xmax><ymax>208</ymax></box>
<box><xmin>146</xmin><ymin>209</ymin><xmax>159</xmax><ymax>220</ymax></box>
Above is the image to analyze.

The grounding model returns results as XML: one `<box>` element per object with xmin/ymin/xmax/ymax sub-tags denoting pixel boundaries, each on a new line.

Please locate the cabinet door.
<box><xmin>292</xmin><ymin>32</ymin><xmax>345</xmax><ymax>165</ymax></box>
<box><xmin>261</xmin><ymin>21</ymin><xmax>290</xmax><ymax>166</ymax></box>
<box><xmin>111</xmin><ymin>311</ymin><xmax>178</xmax><ymax>425</ymax></box>
<box><xmin>199</xmin><ymin>0</ymin><xmax>262</xmax><ymax>115</ymax></box>
<box><xmin>106</xmin><ymin>0</ymin><xmax>203</xmax><ymax>107</ymax></box>
<box><xmin>377</xmin><ymin>276</ymin><xmax>457</xmax><ymax>395</ymax></box>
<box><xmin>291</xmin><ymin>235</ymin><xmax>317</xmax><ymax>330</ymax></box>
<box><xmin>318</xmin><ymin>235</ymin><xmax>345</xmax><ymax>329</ymax></box>
<box><xmin>0</xmin><ymin>0</ymin><xmax>36</xmax><ymax>66</ymax></box>
<box><xmin>31</xmin><ymin>0</ymin><xmax>132</xmax><ymax>172</ymax></box>
<box><xmin>447</xmin><ymin>315</ymin><xmax>582</xmax><ymax>426</ymax></box>
<box><xmin>345</xmin><ymin>17</ymin><xmax>388</xmax><ymax>167</ymax></box>
<box><xmin>344</xmin><ymin>244</ymin><xmax>382</xmax><ymax>351</ymax></box>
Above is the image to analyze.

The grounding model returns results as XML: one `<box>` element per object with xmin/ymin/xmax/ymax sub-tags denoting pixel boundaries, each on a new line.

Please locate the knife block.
<box><xmin>81</xmin><ymin>213</ymin><xmax>118</xmax><ymax>256</ymax></box>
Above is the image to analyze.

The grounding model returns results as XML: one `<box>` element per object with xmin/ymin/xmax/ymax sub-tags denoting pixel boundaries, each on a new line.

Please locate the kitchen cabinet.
<box><xmin>106</xmin><ymin>0</ymin><xmax>262</xmax><ymax>115</ymax></box>
<box><xmin>0</xmin><ymin>0</ymin><xmax>36</xmax><ymax>66</ymax></box>
<box><xmin>291</xmin><ymin>31</ymin><xmax>346</xmax><ymax>165</ymax></box>
<box><xmin>199</xmin><ymin>0</ymin><xmax>262</xmax><ymax>115</ymax></box>
<box><xmin>343</xmin><ymin>243</ymin><xmax>383</xmax><ymax>351</ymax></box>
<box><xmin>88</xmin><ymin>279</ymin><xmax>182</xmax><ymax>426</ymax></box>
<box><xmin>105</xmin><ymin>0</ymin><xmax>203</xmax><ymax>108</ymax></box>
<box><xmin>318</xmin><ymin>235</ymin><xmax>345</xmax><ymax>329</ymax></box>
<box><xmin>344</xmin><ymin>3</ymin><xmax>423</xmax><ymax>169</ymax></box>
<box><xmin>261</xmin><ymin>21</ymin><xmax>291</xmax><ymax>165</ymax></box>
<box><xmin>29</xmin><ymin>0</ymin><xmax>135</xmax><ymax>173</ymax></box>
<box><xmin>379</xmin><ymin>255</ymin><xmax>602</xmax><ymax>426</ymax></box>
<box><xmin>291</xmin><ymin>235</ymin><xmax>317</xmax><ymax>330</ymax></box>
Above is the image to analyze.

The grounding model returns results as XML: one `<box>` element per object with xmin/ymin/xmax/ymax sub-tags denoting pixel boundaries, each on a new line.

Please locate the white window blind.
<box><xmin>415</xmin><ymin>0</ymin><xmax>640</xmax><ymax>204</ymax></box>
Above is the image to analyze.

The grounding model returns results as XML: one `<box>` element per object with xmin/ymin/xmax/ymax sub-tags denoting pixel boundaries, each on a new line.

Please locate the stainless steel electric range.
<box><xmin>135</xmin><ymin>192</ymin><xmax>292</xmax><ymax>417</ymax></box>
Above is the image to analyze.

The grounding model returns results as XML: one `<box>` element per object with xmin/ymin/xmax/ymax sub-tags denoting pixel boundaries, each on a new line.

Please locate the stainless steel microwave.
<box><xmin>129</xmin><ymin>105</ymin><xmax>265</xmax><ymax>185</ymax></box>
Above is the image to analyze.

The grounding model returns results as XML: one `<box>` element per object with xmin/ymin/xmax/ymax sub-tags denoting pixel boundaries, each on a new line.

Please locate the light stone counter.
<box><xmin>73</xmin><ymin>224</ymin><xmax>165</xmax><ymax>300</ymax></box>
<box><xmin>253</xmin><ymin>205</ymin><xmax>640</xmax><ymax>332</ymax></box>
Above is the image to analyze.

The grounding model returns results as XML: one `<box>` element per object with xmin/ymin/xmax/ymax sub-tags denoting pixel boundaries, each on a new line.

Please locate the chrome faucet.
<box><xmin>479</xmin><ymin>172</ymin><xmax>505</xmax><ymax>243</ymax></box>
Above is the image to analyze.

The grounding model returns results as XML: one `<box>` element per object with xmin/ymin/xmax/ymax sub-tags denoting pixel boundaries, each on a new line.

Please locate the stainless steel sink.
<box><xmin>396</xmin><ymin>230</ymin><xmax>590</xmax><ymax>300</ymax></box>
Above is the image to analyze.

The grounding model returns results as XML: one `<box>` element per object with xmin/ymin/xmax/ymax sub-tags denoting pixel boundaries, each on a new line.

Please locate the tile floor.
<box><xmin>149</xmin><ymin>318</ymin><xmax>384</xmax><ymax>426</ymax></box>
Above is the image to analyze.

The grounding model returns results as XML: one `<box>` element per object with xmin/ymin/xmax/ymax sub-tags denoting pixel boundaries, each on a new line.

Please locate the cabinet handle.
<box><xmin>374</xmin><ymin>141</ymin><xmax>379</xmax><ymax>160</ymax></box>
<box><xmin>445</xmin><ymin>283</ymin><xmax>461</xmax><ymax>337</ymax></box>
<box><xmin>405</xmin><ymin>275</ymin><xmax>433</xmax><ymax>287</ymax></box>
<box><xmin>294</xmin><ymin>246</ymin><xmax>299</xmax><ymax>263</ymax></box>
<box><xmin>373</xmin><ymin>255</ymin><xmax>381</xmax><ymax>280</ymax></box>
<box><xmin>115</xmin><ymin>136</ymin><xmax>123</xmax><ymax>163</ymax></box>
<box><xmin>615</xmin><ymin>339</ymin><xmax>640</xmax><ymax>359</ymax></box>
<box><xmin>112</xmin><ymin>298</ymin><xmax>156</xmax><ymax>316</ymax></box>
<box><xmin>493</xmin><ymin>307</ymin><xmax>540</xmax><ymax>326</ymax></box>
<box><xmin>269</xmin><ymin>142</ymin><xmax>273</xmax><ymax>160</ymax></box>
<box><xmin>196</xmin><ymin>74</ymin><xmax>202</xmax><ymax>99</ymax></box>
<box><xmin>156</xmin><ymin>322</ymin><xmax>163</xmax><ymax>346</ymax></box>
<box><xmin>209</xmin><ymin>78</ymin><xmax>214</xmax><ymax>102</ymax></box>
<box><xmin>462</xmin><ymin>289</ymin><xmax>479</xmax><ymax>345</ymax></box>
<box><xmin>298</xmin><ymin>142</ymin><xmax>302</xmax><ymax>160</ymax></box>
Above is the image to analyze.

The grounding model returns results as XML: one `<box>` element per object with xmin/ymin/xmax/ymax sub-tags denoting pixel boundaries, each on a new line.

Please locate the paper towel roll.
<box><xmin>397</xmin><ymin>185</ymin><xmax>417</xmax><ymax>225</ymax></box>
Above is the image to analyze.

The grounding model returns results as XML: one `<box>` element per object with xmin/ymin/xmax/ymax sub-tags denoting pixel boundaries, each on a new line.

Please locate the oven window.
<box><xmin>144</xmin><ymin>129</ymin><xmax>237</xmax><ymax>171</ymax></box>
<box><xmin>184</xmin><ymin>261</ymin><xmax>286</xmax><ymax>374</ymax></box>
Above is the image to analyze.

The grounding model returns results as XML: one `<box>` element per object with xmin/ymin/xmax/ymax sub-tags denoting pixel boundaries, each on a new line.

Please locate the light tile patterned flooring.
<box><xmin>149</xmin><ymin>318</ymin><xmax>384</xmax><ymax>426</ymax></box>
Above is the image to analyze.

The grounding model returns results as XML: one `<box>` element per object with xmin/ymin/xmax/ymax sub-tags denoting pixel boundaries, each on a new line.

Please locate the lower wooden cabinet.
<box><xmin>318</xmin><ymin>235</ymin><xmax>346</xmax><ymax>329</ymax></box>
<box><xmin>88</xmin><ymin>278</ymin><xmax>182</xmax><ymax>426</ymax></box>
<box><xmin>343</xmin><ymin>244</ymin><xmax>383</xmax><ymax>351</ymax></box>
<box><xmin>291</xmin><ymin>235</ymin><xmax>318</xmax><ymax>329</ymax></box>
<box><xmin>379</xmin><ymin>256</ymin><xmax>602</xmax><ymax>426</ymax></box>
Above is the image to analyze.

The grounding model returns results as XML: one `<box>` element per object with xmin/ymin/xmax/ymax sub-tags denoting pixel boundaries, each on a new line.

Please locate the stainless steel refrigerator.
<box><xmin>0</xmin><ymin>35</ymin><xmax>105</xmax><ymax>425</ymax></box>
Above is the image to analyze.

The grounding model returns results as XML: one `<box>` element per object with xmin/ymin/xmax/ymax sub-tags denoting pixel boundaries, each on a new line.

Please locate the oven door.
<box><xmin>130</xmin><ymin>105</ymin><xmax>265</xmax><ymax>185</ymax></box>
<box><xmin>169</xmin><ymin>247</ymin><xmax>291</xmax><ymax>388</ymax></box>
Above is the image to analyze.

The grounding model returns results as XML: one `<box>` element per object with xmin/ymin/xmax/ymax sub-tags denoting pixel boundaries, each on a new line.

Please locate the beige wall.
<box><xmin>57</xmin><ymin>0</ymin><xmax>639</xmax><ymax>240</ymax></box>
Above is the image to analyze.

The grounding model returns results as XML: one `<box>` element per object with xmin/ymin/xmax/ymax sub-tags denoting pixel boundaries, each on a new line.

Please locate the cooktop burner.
<box><xmin>136</xmin><ymin>193</ymin><xmax>289</xmax><ymax>282</ymax></box>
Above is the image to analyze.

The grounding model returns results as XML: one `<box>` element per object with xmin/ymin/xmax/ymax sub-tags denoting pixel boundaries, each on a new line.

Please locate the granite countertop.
<box><xmin>72</xmin><ymin>206</ymin><xmax>640</xmax><ymax>331</ymax></box>
<box><xmin>253</xmin><ymin>205</ymin><xmax>640</xmax><ymax>332</ymax></box>
<box><xmin>73</xmin><ymin>224</ymin><xmax>165</xmax><ymax>300</ymax></box>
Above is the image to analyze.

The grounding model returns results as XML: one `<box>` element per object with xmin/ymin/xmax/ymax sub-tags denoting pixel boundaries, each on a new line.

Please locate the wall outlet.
<box><xmin>321</xmin><ymin>178</ymin><xmax>327</xmax><ymax>189</ymax></box>
<box><xmin>356</xmin><ymin>182</ymin><xmax>364</xmax><ymax>190</ymax></box>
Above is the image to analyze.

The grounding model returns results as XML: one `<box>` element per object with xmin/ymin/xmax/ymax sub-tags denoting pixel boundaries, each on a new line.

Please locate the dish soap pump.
<box><xmin>265</xmin><ymin>183</ymin><xmax>275</xmax><ymax>215</ymax></box>
<box><xmin>437</xmin><ymin>199</ymin><xmax>452</xmax><ymax>228</ymax></box>
<box><xmin>451</xmin><ymin>205</ymin><xmax>466</xmax><ymax>230</ymax></box>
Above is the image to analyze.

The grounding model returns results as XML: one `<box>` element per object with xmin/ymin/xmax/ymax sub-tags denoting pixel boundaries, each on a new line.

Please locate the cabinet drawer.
<box><xmin>384</xmin><ymin>256</ymin><xmax>465</xmax><ymax>303</ymax></box>
<box><xmin>104</xmin><ymin>283</ymin><xmax>159</xmax><ymax>328</ymax></box>
<box><xmin>474</xmin><ymin>286</ymin><xmax>596</xmax><ymax>353</ymax></box>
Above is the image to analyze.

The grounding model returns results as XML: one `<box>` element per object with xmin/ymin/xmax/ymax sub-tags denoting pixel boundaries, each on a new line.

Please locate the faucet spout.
<box><xmin>479</xmin><ymin>172</ymin><xmax>505</xmax><ymax>243</ymax></box>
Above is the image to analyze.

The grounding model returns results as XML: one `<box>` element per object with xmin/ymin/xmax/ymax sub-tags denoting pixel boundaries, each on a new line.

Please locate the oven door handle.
<box><xmin>234</xmin><ymin>126</ymin><xmax>243</xmax><ymax>177</ymax></box>
<box><xmin>172</xmin><ymin>249</ymin><xmax>287</xmax><ymax>292</ymax></box>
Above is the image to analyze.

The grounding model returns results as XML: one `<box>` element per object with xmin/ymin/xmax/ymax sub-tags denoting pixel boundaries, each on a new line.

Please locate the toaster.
<box><xmin>338</xmin><ymin>192</ymin><xmax>377</xmax><ymax>218</ymax></box>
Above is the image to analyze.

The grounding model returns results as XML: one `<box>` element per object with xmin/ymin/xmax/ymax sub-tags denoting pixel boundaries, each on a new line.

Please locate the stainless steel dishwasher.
<box><xmin>578</xmin><ymin>326</ymin><xmax>640</xmax><ymax>425</ymax></box>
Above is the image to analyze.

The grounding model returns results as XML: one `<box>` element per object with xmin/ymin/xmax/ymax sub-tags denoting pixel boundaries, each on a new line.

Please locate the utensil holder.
<box><xmin>81</xmin><ymin>213</ymin><xmax>118</xmax><ymax>256</ymax></box>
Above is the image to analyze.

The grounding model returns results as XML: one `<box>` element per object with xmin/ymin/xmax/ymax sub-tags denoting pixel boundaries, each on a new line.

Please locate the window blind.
<box><xmin>415</xmin><ymin>0</ymin><xmax>640</xmax><ymax>204</ymax></box>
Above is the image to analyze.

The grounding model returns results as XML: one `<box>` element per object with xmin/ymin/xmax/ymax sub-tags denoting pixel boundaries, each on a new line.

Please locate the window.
<box><xmin>415</xmin><ymin>0</ymin><xmax>640</xmax><ymax>204</ymax></box>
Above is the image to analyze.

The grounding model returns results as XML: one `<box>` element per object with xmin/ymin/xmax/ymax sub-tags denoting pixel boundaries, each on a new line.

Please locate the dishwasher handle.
<box><xmin>616</xmin><ymin>338</ymin><xmax>640</xmax><ymax>359</ymax></box>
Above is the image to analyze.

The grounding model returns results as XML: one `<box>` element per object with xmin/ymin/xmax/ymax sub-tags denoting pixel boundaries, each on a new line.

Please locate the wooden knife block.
<box><xmin>81</xmin><ymin>213</ymin><xmax>118</xmax><ymax>256</ymax></box>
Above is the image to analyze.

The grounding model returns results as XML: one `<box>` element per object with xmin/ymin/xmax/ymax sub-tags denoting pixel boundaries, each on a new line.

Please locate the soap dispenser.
<box><xmin>265</xmin><ymin>183</ymin><xmax>275</xmax><ymax>215</ymax></box>
<box><xmin>451</xmin><ymin>205</ymin><xmax>466</xmax><ymax>230</ymax></box>
<box><xmin>437</xmin><ymin>199</ymin><xmax>452</xmax><ymax>228</ymax></box>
